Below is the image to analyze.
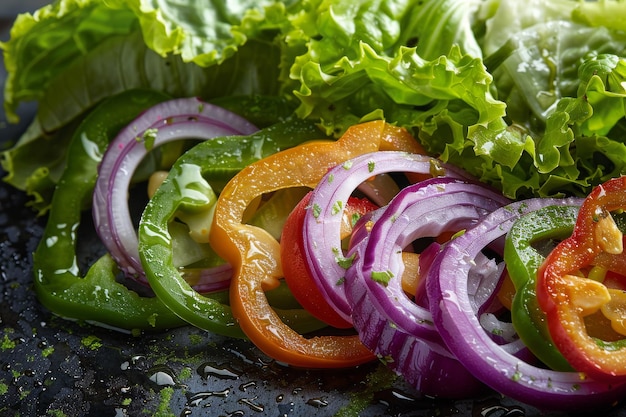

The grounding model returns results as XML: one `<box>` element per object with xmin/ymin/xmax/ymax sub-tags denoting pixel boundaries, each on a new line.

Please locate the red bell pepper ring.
<box><xmin>537</xmin><ymin>176</ymin><xmax>626</xmax><ymax>380</ymax></box>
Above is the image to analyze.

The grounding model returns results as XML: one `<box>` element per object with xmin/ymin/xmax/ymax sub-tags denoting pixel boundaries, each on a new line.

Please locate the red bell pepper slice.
<box><xmin>537</xmin><ymin>176</ymin><xmax>626</xmax><ymax>380</ymax></box>
<box><xmin>281</xmin><ymin>192</ymin><xmax>378</xmax><ymax>329</ymax></box>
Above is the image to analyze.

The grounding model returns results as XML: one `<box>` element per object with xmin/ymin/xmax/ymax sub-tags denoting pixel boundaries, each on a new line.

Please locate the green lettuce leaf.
<box><xmin>2</xmin><ymin>30</ymin><xmax>285</xmax><ymax>213</ymax></box>
<box><xmin>2</xmin><ymin>0</ymin><xmax>138</xmax><ymax>123</ymax></box>
<box><xmin>290</xmin><ymin>0</ymin><xmax>626</xmax><ymax>199</ymax></box>
<box><xmin>1</xmin><ymin>0</ymin><xmax>291</xmax><ymax>213</ymax></box>
<box><xmin>5</xmin><ymin>0</ymin><xmax>626</xmax><ymax>211</ymax></box>
<box><xmin>105</xmin><ymin>0</ymin><xmax>290</xmax><ymax>65</ymax></box>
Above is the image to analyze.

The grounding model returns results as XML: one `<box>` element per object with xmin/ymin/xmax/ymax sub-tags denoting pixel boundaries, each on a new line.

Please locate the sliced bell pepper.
<box><xmin>537</xmin><ymin>176</ymin><xmax>626</xmax><ymax>380</ymax></box>
<box><xmin>504</xmin><ymin>204</ymin><xmax>579</xmax><ymax>371</ymax></box>
<box><xmin>281</xmin><ymin>192</ymin><xmax>378</xmax><ymax>329</ymax></box>
<box><xmin>138</xmin><ymin>119</ymin><xmax>332</xmax><ymax>337</ymax></box>
<box><xmin>32</xmin><ymin>89</ymin><xmax>187</xmax><ymax>332</ymax></box>
<box><xmin>210</xmin><ymin>120</ymin><xmax>423</xmax><ymax>368</ymax></box>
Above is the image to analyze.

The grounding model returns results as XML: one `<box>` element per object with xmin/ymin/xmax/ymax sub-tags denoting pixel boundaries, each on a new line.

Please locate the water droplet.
<box><xmin>186</xmin><ymin>389</ymin><xmax>230</xmax><ymax>407</ymax></box>
<box><xmin>239</xmin><ymin>397</ymin><xmax>264</xmax><ymax>412</ymax></box>
<box><xmin>239</xmin><ymin>381</ymin><xmax>256</xmax><ymax>392</ymax></box>
<box><xmin>148</xmin><ymin>366</ymin><xmax>179</xmax><ymax>387</ymax></box>
<box><xmin>197</xmin><ymin>362</ymin><xmax>241</xmax><ymax>380</ymax></box>
<box><xmin>306</xmin><ymin>397</ymin><xmax>328</xmax><ymax>408</ymax></box>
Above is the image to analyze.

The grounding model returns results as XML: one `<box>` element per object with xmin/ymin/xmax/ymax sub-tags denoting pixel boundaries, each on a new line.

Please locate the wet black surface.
<box><xmin>2</xmin><ymin>2</ymin><xmax>626</xmax><ymax>417</ymax></box>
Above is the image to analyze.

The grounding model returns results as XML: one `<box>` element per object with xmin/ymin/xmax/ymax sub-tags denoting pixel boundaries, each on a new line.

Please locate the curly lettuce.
<box><xmin>289</xmin><ymin>0</ymin><xmax>626</xmax><ymax>199</ymax></box>
<box><xmin>4</xmin><ymin>0</ymin><xmax>626</xmax><ymax>212</ymax></box>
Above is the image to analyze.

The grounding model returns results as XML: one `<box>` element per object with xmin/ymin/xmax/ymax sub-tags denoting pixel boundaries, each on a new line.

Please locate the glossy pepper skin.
<box><xmin>210</xmin><ymin>120</ymin><xmax>424</xmax><ymax>368</ymax></box>
<box><xmin>504</xmin><ymin>204</ymin><xmax>579</xmax><ymax>371</ymax></box>
<box><xmin>32</xmin><ymin>89</ymin><xmax>186</xmax><ymax>332</ymax></box>
<box><xmin>138</xmin><ymin>119</ymin><xmax>333</xmax><ymax>338</ymax></box>
<box><xmin>537</xmin><ymin>176</ymin><xmax>626</xmax><ymax>380</ymax></box>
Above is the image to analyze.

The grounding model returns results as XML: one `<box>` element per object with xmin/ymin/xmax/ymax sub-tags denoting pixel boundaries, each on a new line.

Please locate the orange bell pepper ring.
<box><xmin>537</xmin><ymin>176</ymin><xmax>626</xmax><ymax>380</ymax></box>
<box><xmin>210</xmin><ymin>120</ymin><xmax>424</xmax><ymax>368</ymax></box>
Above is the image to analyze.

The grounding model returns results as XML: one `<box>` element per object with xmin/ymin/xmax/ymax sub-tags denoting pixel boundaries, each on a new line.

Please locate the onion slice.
<box><xmin>350</xmin><ymin>177</ymin><xmax>509</xmax><ymax>343</ymax></box>
<box><xmin>426</xmin><ymin>197</ymin><xmax>626</xmax><ymax>410</ymax></box>
<box><xmin>302</xmin><ymin>151</ymin><xmax>472</xmax><ymax>323</ymax></box>
<box><xmin>92</xmin><ymin>97</ymin><xmax>257</xmax><ymax>289</ymax></box>
<box><xmin>343</xmin><ymin>177</ymin><xmax>510</xmax><ymax>398</ymax></box>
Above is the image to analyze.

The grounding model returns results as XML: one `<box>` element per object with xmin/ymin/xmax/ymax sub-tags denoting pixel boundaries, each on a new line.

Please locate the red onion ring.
<box><xmin>93</xmin><ymin>97</ymin><xmax>257</xmax><ymax>290</ymax></box>
<box><xmin>302</xmin><ymin>151</ymin><xmax>471</xmax><ymax>324</ymax></box>
<box><xmin>350</xmin><ymin>177</ymin><xmax>509</xmax><ymax>343</ymax></box>
<box><xmin>343</xmin><ymin>177</ymin><xmax>510</xmax><ymax>398</ymax></box>
<box><xmin>426</xmin><ymin>197</ymin><xmax>626</xmax><ymax>410</ymax></box>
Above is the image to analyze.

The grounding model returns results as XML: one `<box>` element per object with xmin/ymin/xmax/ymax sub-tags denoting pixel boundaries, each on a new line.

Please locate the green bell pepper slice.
<box><xmin>504</xmin><ymin>204</ymin><xmax>579</xmax><ymax>371</ymax></box>
<box><xmin>138</xmin><ymin>119</ymin><xmax>330</xmax><ymax>336</ymax></box>
<box><xmin>32</xmin><ymin>89</ymin><xmax>188</xmax><ymax>333</ymax></box>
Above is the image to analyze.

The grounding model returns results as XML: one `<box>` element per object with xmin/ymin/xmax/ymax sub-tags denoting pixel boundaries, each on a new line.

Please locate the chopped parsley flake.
<box><xmin>331</xmin><ymin>200</ymin><xmax>343</xmax><ymax>215</ymax></box>
<box><xmin>81</xmin><ymin>335</ymin><xmax>102</xmax><ymax>351</ymax></box>
<box><xmin>371</xmin><ymin>270</ymin><xmax>394</xmax><ymax>286</ymax></box>
<box><xmin>336</xmin><ymin>253</ymin><xmax>355</xmax><ymax>269</ymax></box>
<box><xmin>312</xmin><ymin>203</ymin><xmax>322</xmax><ymax>218</ymax></box>
<box><xmin>141</xmin><ymin>128</ymin><xmax>159</xmax><ymax>150</ymax></box>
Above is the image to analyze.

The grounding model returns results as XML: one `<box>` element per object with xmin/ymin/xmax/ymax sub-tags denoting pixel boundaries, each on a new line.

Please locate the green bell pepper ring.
<box><xmin>138</xmin><ymin>119</ymin><xmax>329</xmax><ymax>337</ymax></box>
<box><xmin>504</xmin><ymin>204</ymin><xmax>580</xmax><ymax>371</ymax></box>
<box><xmin>33</xmin><ymin>89</ymin><xmax>187</xmax><ymax>333</ymax></box>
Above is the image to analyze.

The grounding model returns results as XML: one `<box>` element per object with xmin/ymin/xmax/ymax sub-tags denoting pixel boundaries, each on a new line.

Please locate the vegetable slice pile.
<box><xmin>426</xmin><ymin>197</ymin><xmax>626</xmax><ymax>410</ymax></box>
<box><xmin>301</xmin><ymin>151</ymin><xmax>473</xmax><ymax>325</ymax></box>
<box><xmin>8</xmin><ymin>0</ymin><xmax>626</xmax><ymax>412</ymax></box>
<box><xmin>537</xmin><ymin>176</ymin><xmax>626</xmax><ymax>380</ymax></box>
<box><xmin>343</xmin><ymin>175</ymin><xmax>509</xmax><ymax>398</ymax></box>
<box><xmin>93</xmin><ymin>97</ymin><xmax>258</xmax><ymax>286</ymax></box>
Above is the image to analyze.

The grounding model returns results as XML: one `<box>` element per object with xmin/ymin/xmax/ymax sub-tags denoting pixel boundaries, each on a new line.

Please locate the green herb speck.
<box><xmin>336</xmin><ymin>253</ymin><xmax>355</xmax><ymax>269</ymax></box>
<box><xmin>179</xmin><ymin>366</ymin><xmax>193</xmax><ymax>381</ymax></box>
<box><xmin>371</xmin><ymin>270</ymin><xmax>394</xmax><ymax>286</ymax></box>
<box><xmin>0</xmin><ymin>333</ymin><xmax>17</xmax><ymax>350</ymax></box>
<box><xmin>81</xmin><ymin>335</ymin><xmax>102</xmax><ymax>351</ymax></box>
<box><xmin>154</xmin><ymin>386</ymin><xmax>176</xmax><ymax>417</ymax></box>
<box><xmin>188</xmin><ymin>333</ymin><xmax>204</xmax><ymax>346</ymax></box>
<box><xmin>141</xmin><ymin>128</ymin><xmax>159</xmax><ymax>150</ymax></box>
<box><xmin>312</xmin><ymin>203</ymin><xmax>322</xmax><ymax>219</ymax></box>
<box><xmin>331</xmin><ymin>200</ymin><xmax>343</xmax><ymax>215</ymax></box>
